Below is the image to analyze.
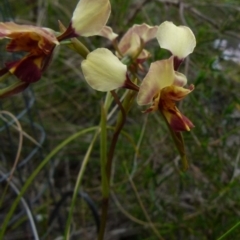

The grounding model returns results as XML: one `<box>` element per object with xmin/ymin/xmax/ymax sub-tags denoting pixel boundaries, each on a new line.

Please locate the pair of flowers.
<box><xmin>82</xmin><ymin>21</ymin><xmax>196</xmax><ymax>132</ymax></box>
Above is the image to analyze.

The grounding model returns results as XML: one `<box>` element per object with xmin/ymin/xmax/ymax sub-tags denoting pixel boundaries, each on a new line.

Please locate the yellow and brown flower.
<box><xmin>137</xmin><ymin>57</ymin><xmax>194</xmax><ymax>132</ymax></box>
<box><xmin>0</xmin><ymin>22</ymin><xmax>59</xmax><ymax>84</ymax></box>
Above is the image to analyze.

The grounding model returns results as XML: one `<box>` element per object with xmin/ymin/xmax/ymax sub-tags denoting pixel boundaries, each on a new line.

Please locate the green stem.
<box><xmin>100</xmin><ymin>104</ymin><xmax>109</xmax><ymax>198</ymax></box>
<box><xmin>98</xmin><ymin>104</ymin><xmax>109</xmax><ymax>238</ymax></box>
<box><xmin>0</xmin><ymin>80</ymin><xmax>29</xmax><ymax>98</ymax></box>
<box><xmin>0</xmin><ymin>126</ymin><xmax>98</xmax><ymax>239</ymax></box>
<box><xmin>98</xmin><ymin>90</ymin><xmax>136</xmax><ymax>240</ymax></box>
<box><xmin>217</xmin><ymin>221</ymin><xmax>240</xmax><ymax>240</ymax></box>
<box><xmin>98</xmin><ymin>197</ymin><xmax>109</xmax><ymax>240</ymax></box>
<box><xmin>0</xmin><ymin>71</ymin><xmax>10</xmax><ymax>83</ymax></box>
<box><xmin>70</xmin><ymin>38</ymin><xmax>90</xmax><ymax>59</ymax></box>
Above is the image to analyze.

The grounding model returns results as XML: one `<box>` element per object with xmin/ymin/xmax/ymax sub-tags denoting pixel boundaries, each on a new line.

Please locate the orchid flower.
<box><xmin>117</xmin><ymin>24</ymin><xmax>158</xmax><ymax>61</ymax></box>
<box><xmin>0</xmin><ymin>23</ymin><xmax>58</xmax><ymax>98</ymax></box>
<box><xmin>0</xmin><ymin>22</ymin><xmax>59</xmax><ymax>85</ymax></box>
<box><xmin>58</xmin><ymin>0</ymin><xmax>111</xmax><ymax>41</ymax></box>
<box><xmin>137</xmin><ymin>57</ymin><xmax>194</xmax><ymax>132</ymax></box>
<box><xmin>81</xmin><ymin>48</ymin><xmax>138</xmax><ymax>92</ymax></box>
<box><xmin>156</xmin><ymin>21</ymin><xmax>196</xmax><ymax>69</ymax></box>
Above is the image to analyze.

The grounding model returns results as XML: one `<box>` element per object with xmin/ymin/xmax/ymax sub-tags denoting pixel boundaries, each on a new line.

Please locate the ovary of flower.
<box><xmin>58</xmin><ymin>0</ymin><xmax>111</xmax><ymax>41</ymax></box>
<box><xmin>0</xmin><ymin>22</ymin><xmax>59</xmax><ymax>83</ymax></box>
<box><xmin>81</xmin><ymin>48</ymin><xmax>128</xmax><ymax>92</ymax></box>
<box><xmin>118</xmin><ymin>24</ymin><xmax>158</xmax><ymax>60</ymax></box>
<box><xmin>137</xmin><ymin>57</ymin><xmax>194</xmax><ymax>132</ymax></box>
<box><xmin>156</xmin><ymin>21</ymin><xmax>196</xmax><ymax>60</ymax></box>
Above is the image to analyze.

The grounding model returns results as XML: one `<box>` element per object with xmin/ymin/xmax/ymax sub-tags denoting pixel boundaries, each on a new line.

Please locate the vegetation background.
<box><xmin>1</xmin><ymin>0</ymin><xmax>240</xmax><ymax>239</ymax></box>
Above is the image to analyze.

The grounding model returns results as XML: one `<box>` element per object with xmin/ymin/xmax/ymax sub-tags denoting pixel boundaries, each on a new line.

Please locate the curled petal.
<box><xmin>81</xmin><ymin>48</ymin><xmax>127</xmax><ymax>91</ymax></box>
<box><xmin>161</xmin><ymin>84</ymin><xmax>194</xmax><ymax>101</ymax></box>
<box><xmin>71</xmin><ymin>0</ymin><xmax>111</xmax><ymax>37</ymax></box>
<box><xmin>97</xmin><ymin>26</ymin><xmax>118</xmax><ymax>41</ymax></box>
<box><xmin>157</xmin><ymin>21</ymin><xmax>196</xmax><ymax>59</ymax></box>
<box><xmin>137</xmin><ymin>57</ymin><xmax>175</xmax><ymax>106</ymax></box>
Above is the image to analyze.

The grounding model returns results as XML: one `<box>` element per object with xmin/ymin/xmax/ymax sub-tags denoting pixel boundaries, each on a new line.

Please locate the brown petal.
<box><xmin>162</xmin><ymin>104</ymin><xmax>194</xmax><ymax>132</ymax></box>
<box><xmin>6</xmin><ymin>56</ymin><xmax>43</xmax><ymax>83</ymax></box>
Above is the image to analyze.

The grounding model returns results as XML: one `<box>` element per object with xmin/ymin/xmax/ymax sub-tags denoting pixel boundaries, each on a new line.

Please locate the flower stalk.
<box><xmin>98</xmin><ymin>89</ymin><xmax>137</xmax><ymax>240</ymax></box>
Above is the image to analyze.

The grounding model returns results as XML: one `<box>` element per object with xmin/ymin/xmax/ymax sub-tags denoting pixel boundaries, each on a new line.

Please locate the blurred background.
<box><xmin>0</xmin><ymin>0</ymin><xmax>240</xmax><ymax>239</ymax></box>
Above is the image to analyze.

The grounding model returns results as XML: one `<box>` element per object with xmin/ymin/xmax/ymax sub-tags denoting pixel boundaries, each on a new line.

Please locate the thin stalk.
<box><xmin>100</xmin><ymin>104</ymin><xmax>109</xmax><ymax>198</ymax></box>
<box><xmin>64</xmin><ymin>129</ymin><xmax>100</xmax><ymax>240</ymax></box>
<box><xmin>0</xmin><ymin>80</ymin><xmax>29</xmax><ymax>98</ymax></box>
<box><xmin>126</xmin><ymin>166</ymin><xmax>164</xmax><ymax>240</ymax></box>
<box><xmin>98</xmin><ymin>89</ymin><xmax>140</xmax><ymax>240</ymax></box>
<box><xmin>0</xmin><ymin>111</ymin><xmax>23</xmax><ymax>209</ymax></box>
<box><xmin>0</xmin><ymin>171</ymin><xmax>39</xmax><ymax>240</ymax></box>
<box><xmin>131</xmin><ymin>114</ymin><xmax>148</xmax><ymax>177</ymax></box>
<box><xmin>106</xmin><ymin>91</ymin><xmax>127</xmax><ymax>179</ymax></box>
<box><xmin>98</xmin><ymin>90</ymin><xmax>127</xmax><ymax>240</ymax></box>
<box><xmin>0</xmin><ymin>72</ymin><xmax>10</xmax><ymax>83</ymax></box>
<box><xmin>217</xmin><ymin>221</ymin><xmax>240</xmax><ymax>240</ymax></box>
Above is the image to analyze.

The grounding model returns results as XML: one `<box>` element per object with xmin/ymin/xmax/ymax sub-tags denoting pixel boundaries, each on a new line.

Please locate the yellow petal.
<box><xmin>137</xmin><ymin>57</ymin><xmax>175</xmax><ymax>106</ymax></box>
<box><xmin>157</xmin><ymin>21</ymin><xmax>196</xmax><ymax>59</ymax></box>
<box><xmin>71</xmin><ymin>0</ymin><xmax>111</xmax><ymax>37</ymax></box>
<box><xmin>81</xmin><ymin>48</ymin><xmax>127</xmax><ymax>91</ymax></box>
